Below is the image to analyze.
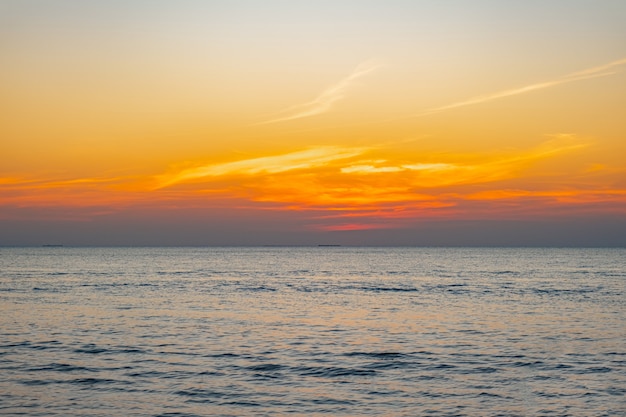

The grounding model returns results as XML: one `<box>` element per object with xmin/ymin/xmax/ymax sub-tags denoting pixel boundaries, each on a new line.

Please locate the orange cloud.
<box><xmin>3</xmin><ymin>134</ymin><xmax>624</xmax><ymax>230</ymax></box>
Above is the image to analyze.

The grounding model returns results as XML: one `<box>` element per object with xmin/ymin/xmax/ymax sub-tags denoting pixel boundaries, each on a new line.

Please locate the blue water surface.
<box><xmin>1</xmin><ymin>247</ymin><xmax>625</xmax><ymax>416</ymax></box>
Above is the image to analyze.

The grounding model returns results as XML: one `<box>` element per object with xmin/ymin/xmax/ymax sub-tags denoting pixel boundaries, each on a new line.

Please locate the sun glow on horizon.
<box><xmin>3</xmin><ymin>135</ymin><xmax>624</xmax><ymax>232</ymax></box>
<box><xmin>1</xmin><ymin>1</ymin><xmax>625</xmax><ymax>244</ymax></box>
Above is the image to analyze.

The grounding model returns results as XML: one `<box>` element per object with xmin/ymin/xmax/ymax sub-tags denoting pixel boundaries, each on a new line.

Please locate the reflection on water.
<box><xmin>1</xmin><ymin>247</ymin><xmax>625</xmax><ymax>416</ymax></box>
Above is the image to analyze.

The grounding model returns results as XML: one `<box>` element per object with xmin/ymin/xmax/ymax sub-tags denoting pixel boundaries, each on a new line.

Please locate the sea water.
<box><xmin>1</xmin><ymin>247</ymin><xmax>624</xmax><ymax>416</ymax></box>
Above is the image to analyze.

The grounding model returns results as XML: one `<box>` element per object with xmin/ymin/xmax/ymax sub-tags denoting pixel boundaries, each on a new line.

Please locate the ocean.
<box><xmin>1</xmin><ymin>247</ymin><xmax>624</xmax><ymax>416</ymax></box>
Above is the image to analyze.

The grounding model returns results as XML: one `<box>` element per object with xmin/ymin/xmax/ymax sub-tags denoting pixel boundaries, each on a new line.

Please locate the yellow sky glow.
<box><xmin>1</xmin><ymin>1</ymin><xmax>625</xmax><ymax>243</ymax></box>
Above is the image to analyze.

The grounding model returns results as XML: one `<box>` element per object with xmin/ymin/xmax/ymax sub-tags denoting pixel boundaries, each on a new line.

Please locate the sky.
<box><xmin>1</xmin><ymin>0</ymin><xmax>626</xmax><ymax>246</ymax></box>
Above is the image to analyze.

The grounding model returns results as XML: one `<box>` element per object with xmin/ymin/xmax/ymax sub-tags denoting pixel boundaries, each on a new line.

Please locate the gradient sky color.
<box><xmin>2</xmin><ymin>0</ymin><xmax>626</xmax><ymax>246</ymax></box>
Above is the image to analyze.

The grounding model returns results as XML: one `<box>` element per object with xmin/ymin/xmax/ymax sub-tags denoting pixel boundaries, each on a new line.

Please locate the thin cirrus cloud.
<box><xmin>256</xmin><ymin>60</ymin><xmax>382</xmax><ymax>125</ymax></box>
<box><xmin>156</xmin><ymin>146</ymin><xmax>368</xmax><ymax>188</ymax></box>
<box><xmin>414</xmin><ymin>57</ymin><xmax>626</xmax><ymax>117</ymax></box>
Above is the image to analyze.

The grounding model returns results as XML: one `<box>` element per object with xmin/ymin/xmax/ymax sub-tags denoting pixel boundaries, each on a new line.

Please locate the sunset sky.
<box><xmin>2</xmin><ymin>0</ymin><xmax>626</xmax><ymax>246</ymax></box>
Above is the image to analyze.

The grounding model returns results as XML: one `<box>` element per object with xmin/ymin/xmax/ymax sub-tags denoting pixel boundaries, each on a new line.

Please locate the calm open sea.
<box><xmin>1</xmin><ymin>247</ymin><xmax>624</xmax><ymax>416</ymax></box>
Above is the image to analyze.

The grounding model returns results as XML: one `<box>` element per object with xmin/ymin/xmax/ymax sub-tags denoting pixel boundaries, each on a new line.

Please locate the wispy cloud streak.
<box><xmin>257</xmin><ymin>60</ymin><xmax>382</xmax><ymax>125</ymax></box>
<box><xmin>157</xmin><ymin>146</ymin><xmax>367</xmax><ymax>188</ymax></box>
<box><xmin>416</xmin><ymin>57</ymin><xmax>626</xmax><ymax>117</ymax></box>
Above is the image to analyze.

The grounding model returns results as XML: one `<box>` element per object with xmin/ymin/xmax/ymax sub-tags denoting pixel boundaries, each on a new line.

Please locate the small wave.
<box><xmin>73</xmin><ymin>346</ymin><xmax>108</xmax><ymax>354</ymax></box>
<box><xmin>14</xmin><ymin>340</ymin><xmax>63</xmax><ymax>350</ymax></box>
<box><xmin>22</xmin><ymin>377</ymin><xmax>129</xmax><ymax>386</ymax></box>
<box><xmin>21</xmin><ymin>379</ymin><xmax>56</xmax><ymax>386</ymax></box>
<box><xmin>72</xmin><ymin>343</ymin><xmax>146</xmax><ymax>356</ymax></box>
<box><xmin>156</xmin><ymin>271</ymin><xmax>192</xmax><ymax>275</ymax></box>
<box><xmin>0</xmin><ymin>341</ymin><xmax>33</xmax><ymax>348</ymax></box>
<box><xmin>247</xmin><ymin>363</ymin><xmax>284</xmax><ymax>372</ymax></box>
<box><xmin>363</xmin><ymin>361</ymin><xmax>416</xmax><ymax>370</ymax></box>
<box><xmin>365</xmin><ymin>389</ymin><xmax>405</xmax><ymax>396</ymax></box>
<box><xmin>531</xmin><ymin>287</ymin><xmax>603</xmax><ymax>296</ymax></box>
<box><xmin>426</xmin><ymin>363</ymin><xmax>457</xmax><ymax>370</ymax></box>
<box><xmin>460</xmin><ymin>366</ymin><xmax>499</xmax><ymax>374</ymax></box>
<box><xmin>155</xmin><ymin>413</ymin><xmax>204</xmax><ymax>417</ymax></box>
<box><xmin>114</xmin><ymin>347</ymin><xmax>148</xmax><ymax>354</ymax></box>
<box><xmin>343</xmin><ymin>351</ymin><xmax>407</xmax><ymax>359</ymax></box>
<box><xmin>157</xmin><ymin>350</ymin><xmax>202</xmax><ymax>357</ymax></box>
<box><xmin>423</xmin><ymin>283</ymin><xmax>469</xmax><ymax>293</ymax></box>
<box><xmin>125</xmin><ymin>370</ymin><xmax>169</xmax><ymax>378</ymax></box>
<box><xmin>289</xmin><ymin>269</ymin><xmax>312</xmax><ymax>275</ymax></box>
<box><xmin>491</xmin><ymin>270</ymin><xmax>520</xmax><ymax>275</ymax></box>
<box><xmin>511</xmin><ymin>360</ymin><xmax>545</xmax><ymax>368</ymax></box>
<box><xmin>367</xmin><ymin>286</ymin><xmax>419</xmax><ymax>293</ymax></box>
<box><xmin>240</xmin><ymin>286</ymin><xmax>276</xmax><ymax>292</ymax></box>
<box><xmin>69</xmin><ymin>377</ymin><xmax>127</xmax><ymax>385</ymax></box>
<box><xmin>309</xmin><ymin>397</ymin><xmax>357</xmax><ymax>406</ymax></box>
<box><xmin>575</xmin><ymin>366</ymin><xmax>613</xmax><ymax>374</ymax></box>
<box><xmin>477</xmin><ymin>391</ymin><xmax>505</xmax><ymax>398</ymax></box>
<box><xmin>26</xmin><ymin>363</ymin><xmax>95</xmax><ymax>373</ymax></box>
<box><xmin>175</xmin><ymin>388</ymin><xmax>229</xmax><ymax>399</ymax></box>
<box><xmin>294</xmin><ymin>365</ymin><xmax>377</xmax><ymax>378</ymax></box>
<box><xmin>204</xmin><ymin>352</ymin><xmax>241</xmax><ymax>359</ymax></box>
<box><xmin>219</xmin><ymin>400</ymin><xmax>261</xmax><ymax>407</ymax></box>
<box><xmin>456</xmin><ymin>329</ymin><xmax>486</xmax><ymax>335</ymax></box>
